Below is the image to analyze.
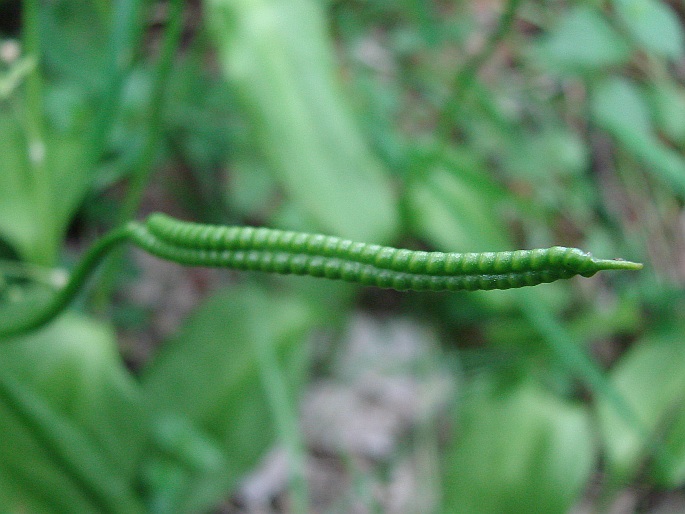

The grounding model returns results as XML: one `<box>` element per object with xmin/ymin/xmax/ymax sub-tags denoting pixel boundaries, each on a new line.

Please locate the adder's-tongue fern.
<box><xmin>0</xmin><ymin>213</ymin><xmax>642</xmax><ymax>338</ymax></box>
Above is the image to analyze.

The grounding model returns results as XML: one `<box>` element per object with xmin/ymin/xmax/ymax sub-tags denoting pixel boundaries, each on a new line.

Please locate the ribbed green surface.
<box><xmin>0</xmin><ymin>213</ymin><xmax>642</xmax><ymax>338</ymax></box>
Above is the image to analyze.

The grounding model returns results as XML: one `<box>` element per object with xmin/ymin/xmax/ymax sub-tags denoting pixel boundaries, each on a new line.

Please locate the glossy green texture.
<box><xmin>0</xmin><ymin>213</ymin><xmax>642</xmax><ymax>338</ymax></box>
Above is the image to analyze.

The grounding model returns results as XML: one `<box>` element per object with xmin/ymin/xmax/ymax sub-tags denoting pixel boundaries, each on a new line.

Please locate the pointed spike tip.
<box><xmin>592</xmin><ymin>258</ymin><xmax>643</xmax><ymax>271</ymax></box>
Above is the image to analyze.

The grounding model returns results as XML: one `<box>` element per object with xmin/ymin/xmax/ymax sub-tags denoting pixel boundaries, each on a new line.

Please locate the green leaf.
<box><xmin>592</xmin><ymin>77</ymin><xmax>653</xmax><ymax>137</ymax></box>
<box><xmin>654</xmin><ymin>391</ymin><xmax>685</xmax><ymax>487</ymax></box>
<box><xmin>649</xmin><ymin>82</ymin><xmax>685</xmax><ymax>145</ymax></box>
<box><xmin>0</xmin><ymin>113</ymin><xmax>40</xmax><ymax>263</ymax></box>
<box><xmin>533</xmin><ymin>6</ymin><xmax>631</xmax><ymax>73</ymax></box>
<box><xmin>0</xmin><ymin>387</ymin><xmax>110</xmax><ymax>514</ymax></box>
<box><xmin>140</xmin><ymin>283</ymin><xmax>317</xmax><ymax>511</ymax></box>
<box><xmin>442</xmin><ymin>377</ymin><xmax>595</xmax><ymax>514</ymax></box>
<box><xmin>0</xmin><ymin>313</ymin><xmax>148</xmax><ymax>481</ymax></box>
<box><xmin>592</xmin><ymin>77</ymin><xmax>685</xmax><ymax>197</ymax></box>
<box><xmin>0</xmin><ymin>356</ymin><xmax>145</xmax><ymax>512</ymax></box>
<box><xmin>597</xmin><ymin>329</ymin><xmax>685</xmax><ymax>487</ymax></box>
<box><xmin>0</xmin><ymin>111</ymin><xmax>90</xmax><ymax>265</ymax></box>
<box><xmin>614</xmin><ymin>0</ymin><xmax>685</xmax><ymax>59</ymax></box>
<box><xmin>39</xmin><ymin>0</ymin><xmax>110</xmax><ymax>93</ymax></box>
<box><xmin>406</xmin><ymin>147</ymin><xmax>510</xmax><ymax>252</ymax></box>
<box><xmin>205</xmin><ymin>0</ymin><xmax>399</xmax><ymax>243</ymax></box>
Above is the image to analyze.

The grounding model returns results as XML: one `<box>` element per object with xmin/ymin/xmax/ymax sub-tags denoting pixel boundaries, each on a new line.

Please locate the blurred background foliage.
<box><xmin>0</xmin><ymin>0</ymin><xmax>684</xmax><ymax>512</ymax></box>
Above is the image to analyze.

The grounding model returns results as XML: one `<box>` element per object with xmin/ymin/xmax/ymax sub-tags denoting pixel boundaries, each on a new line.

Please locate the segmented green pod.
<box><xmin>132</xmin><ymin>214</ymin><xmax>643</xmax><ymax>292</ymax></box>
<box><xmin>0</xmin><ymin>213</ymin><xmax>643</xmax><ymax>339</ymax></box>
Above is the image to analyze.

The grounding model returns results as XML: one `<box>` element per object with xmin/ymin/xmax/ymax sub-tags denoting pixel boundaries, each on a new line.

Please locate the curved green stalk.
<box><xmin>0</xmin><ymin>214</ymin><xmax>642</xmax><ymax>339</ymax></box>
<box><xmin>0</xmin><ymin>227</ymin><xmax>131</xmax><ymax>338</ymax></box>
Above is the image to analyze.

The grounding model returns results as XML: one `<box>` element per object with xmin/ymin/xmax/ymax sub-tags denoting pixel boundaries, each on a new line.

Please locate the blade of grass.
<box><xmin>92</xmin><ymin>0</ymin><xmax>185</xmax><ymax>311</ymax></box>
<box><xmin>253</xmin><ymin>320</ymin><xmax>309</xmax><ymax>514</ymax></box>
<box><xmin>117</xmin><ymin>0</ymin><xmax>185</xmax><ymax>223</ymax></box>
<box><xmin>86</xmin><ymin>0</ymin><xmax>147</xmax><ymax>169</ymax></box>
<box><xmin>516</xmin><ymin>290</ymin><xmax>674</xmax><ymax>491</ymax></box>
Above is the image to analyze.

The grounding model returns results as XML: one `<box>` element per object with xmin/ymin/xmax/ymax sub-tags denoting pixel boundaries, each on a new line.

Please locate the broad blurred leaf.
<box><xmin>613</xmin><ymin>0</ymin><xmax>684</xmax><ymax>59</ymax></box>
<box><xmin>597</xmin><ymin>329</ymin><xmax>685</xmax><ymax>487</ymax></box>
<box><xmin>407</xmin><ymin>147</ymin><xmax>509</xmax><ymax>252</ymax></box>
<box><xmin>39</xmin><ymin>0</ymin><xmax>110</xmax><ymax>93</ymax></box>
<box><xmin>140</xmin><ymin>283</ymin><xmax>317</xmax><ymax>512</ymax></box>
<box><xmin>206</xmin><ymin>0</ymin><xmax>399</xmax><ymax>243</ymax></box>
<box><xmin>654</xmin><ymin>373</ymin><xmax>685</xmax><ymax>487</ymax></box>
<box><xmin>507</xmin><ymin>126</ymin><xmax>589</xmax><ymax>180</ymax></box>
<box><xmin>0</xmin><ymin>111</ymin><xmax>89</xmax><ymax>265</ymax></box>
<box><xmin>649</xmin><ymin>82</ymin><xmax>685</xmax><ymax>145</ymax></box>
<box><xmin>0</xmin><ymin>312</ymin><xmax>148</xmax><ymax>478</ymax></box>
<box><xmin>593</xmin><ymin>77</ymin><xmax>652</xmax><ymax>137</ymax></box>
<box><xmin>592</xmin><ymin>77</ymin><xmax>685</xmax><ymax>197</ymax></box>
<box><xmin>442</xmin><ymin>377</ymin><xmax>595</xmax><ymax>514</ymax></box>
<box><xmin>0</xmin><ymin>372</ymin><xmax>145</xmax><ymax>512</ymax></box>
<box><xmin>0</xmin><ymin>314</ymin><xmax>146</xmax><ymax>512</ymax></box>
<box><xmin>533</xmin><ymin>6</ymin><xmax>630</xmax><ymax>74</ymax></box>
<box><xmin>0</xmin><ymin>113</ymin><xmax>38</xmax><ymax>262</ymax></box>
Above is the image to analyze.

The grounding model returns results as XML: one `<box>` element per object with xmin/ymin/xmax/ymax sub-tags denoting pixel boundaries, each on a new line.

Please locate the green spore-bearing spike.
<box><xmin>0</xmin><ymin>214</ymin><xmax>643</xmax><ymax>338</ymax></box>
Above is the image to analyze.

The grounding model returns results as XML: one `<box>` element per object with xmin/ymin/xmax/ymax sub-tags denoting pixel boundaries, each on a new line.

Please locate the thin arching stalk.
<box><xmin>92</xmin><ymin>0</ymin><xmax>186</xmax><ymax>311</ymax></box>
<box><xmin>0</xmin><ymin>227</ymin><xmax>131</xmax><ymax>338</ymax></box>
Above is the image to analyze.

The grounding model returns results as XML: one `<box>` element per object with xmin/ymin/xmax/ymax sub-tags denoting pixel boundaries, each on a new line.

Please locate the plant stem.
<box><xmin>86</xmin><ymin>0</ymin><xmax>146</xmax><ymax>170</ymax></box>
<box><xmin>92</xmin><ymin>0</ymin><xmax>185</xmax><ymax>311</ymax></box>
<box><xmin>0</xmin><ymin>227</ymin><xmax>131</xmax><ymax>338</ymax></box>
<box><xmin>117</xmin><ymin>0</ymin><xmax>185</xmax><ymax>225</ymax></box>
<box><xmin>252</xmin><ymin>323</ymin><xmax>309</xmax><ymax>514</ymax></box>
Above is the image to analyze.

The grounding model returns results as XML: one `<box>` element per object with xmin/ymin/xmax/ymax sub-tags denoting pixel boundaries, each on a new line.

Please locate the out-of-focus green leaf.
<box><xmin>593</xmin><ymin>77</ymin><xmax>652</xmax><ymax>137</ymax></box>
<box><xmin>0</xmin><ymin>312</ymin><xmax>148</xmax><ymax>479</ymax></box>
<box><xmin>613</xmin><ymin>0</ymin><xmax>684</xmax><ymax>59</ymax></box>
<box><xmin>533</xmin><ymin>6</ymin><xmax>630</xmax><ymax>73</ymax></box>
<box><xmin>592</xmin><ymin>77</ymin><xmax>685</xmax><ymax>197</ymax></box>
<box><xmin>0</xmin><ymin>358</ymin><xmax>143</xmax><ymax>514</ymax></box>
<box><xmin>507</xmin><ymin>126</ymin><xmax>589</xmax><ymax>179</ymax></box>
<box><xmin>649</xmin><ymin>82</ymin><xmax>685</xmax><ymax>145</ymax></box>
<box><xmin>0</xmin><ymin>378</ymin><xmax>112</xmax><ymax>513</ymax></box>
<box><xmin>39</xmin><ymin>0</ymin><xmax>110</xmax><ymax>93</ymax></box>
<box><xmin>142</xmin><ymin>414</ymin><xmax>230</xmax><ymax>513</ymax></box>
<box><xmin>597</xmin><ymin>329</ymin><xmax>685</xmax><ymax>487</ymax></box>
<box><xmin>407</xmin><ymin>147</ymin><xmax>509</xmax><ymax>252</ymax></box>
<box><xmin>205</xmin><ymin>0</ymin><xmax>399</xmax><ymax>243</ymax></box>
<box><xmin>654</xmin><ymin>380</ymin><xmax>685</xmax><ymax>487</ymax></box>
<box><xmin>0</xmin><ymin>113</ymin><xmax>38</xmax><ymax>262</ymax></box>
<box><xmin>0</xmin><ymin>111</ymin><xmax>90</xmax><ymax>265</ymax></box>
<box><xmin>226</xmin><ymin>157</ymin><xmax>280</xmax><ymax>219</ymax></box>
<box><xmin>140</xmin><ymin>283</ymin><xmax>317</xmax><ymax>512</ymax></box>
<box><xmin>442</xmin><ymin>376</ymin><xmax>595</xmax><ymax>514</ymax></box>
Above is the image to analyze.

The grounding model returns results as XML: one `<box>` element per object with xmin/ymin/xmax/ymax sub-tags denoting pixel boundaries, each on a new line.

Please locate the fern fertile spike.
<box><xmin>0</xmin><ymin>214</ymin><xmax>643</xmax><ymax>339</ymax></box>
<box><xmin>135</xmin><ymin>214</ymin><xmax>643</xmax><ymax>291</ymax></box>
